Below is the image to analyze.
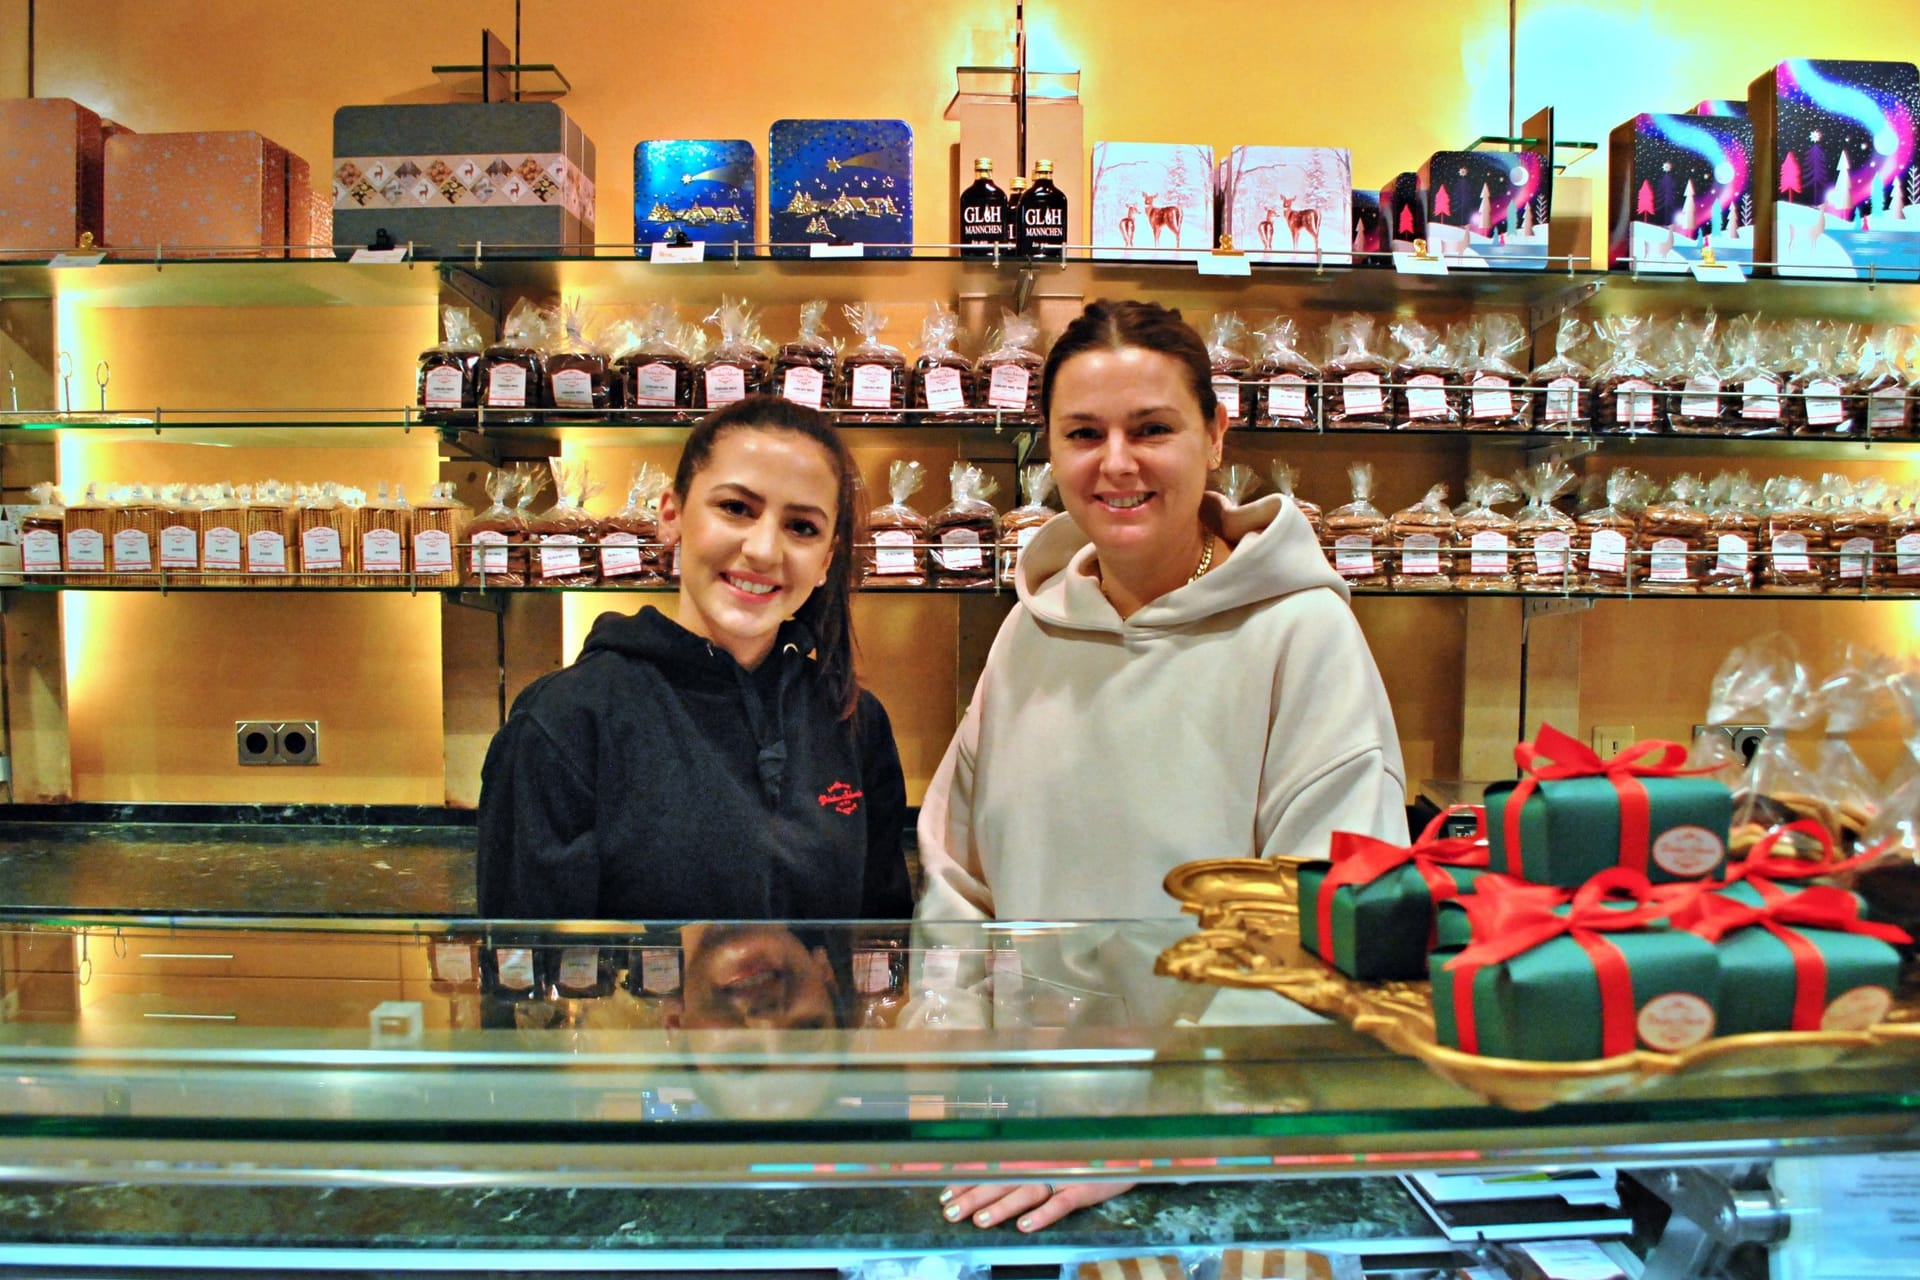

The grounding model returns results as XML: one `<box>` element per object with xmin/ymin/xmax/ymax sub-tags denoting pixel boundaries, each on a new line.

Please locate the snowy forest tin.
<box><xmin>1217</xmin><ymin>146</ymin><xmax>1353</xmax><ymax>265</ymax></box>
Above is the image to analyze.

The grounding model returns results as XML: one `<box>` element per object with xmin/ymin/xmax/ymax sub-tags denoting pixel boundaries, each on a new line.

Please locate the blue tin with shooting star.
<box><xmin>633</xmin><ymin>139</ymin><xmax>756</xmax><ymax>258</ymax></box>
<box><xmin>768</xmin><ymin>118</ymin><xmax>912</xmax><ymax>258</ymax></box>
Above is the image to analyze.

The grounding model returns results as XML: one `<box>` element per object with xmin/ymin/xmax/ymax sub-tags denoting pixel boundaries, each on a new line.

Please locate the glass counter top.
<box><xmin>1</xmin><ymin>913</ymin><xmax>1916</xmax><ymax>1189</ymax></box>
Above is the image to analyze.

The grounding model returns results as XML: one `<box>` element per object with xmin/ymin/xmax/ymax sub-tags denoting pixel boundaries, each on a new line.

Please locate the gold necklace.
<box><xmin>1189</xmin><ymin>532</ymin><xmax>1216</xmax><ymax>583</ymax></box>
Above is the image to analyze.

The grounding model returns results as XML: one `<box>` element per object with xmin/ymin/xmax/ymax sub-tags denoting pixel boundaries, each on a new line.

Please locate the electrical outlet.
<box><xmin>237</xmin><ymin>720</ymin><xmax>320</xmax><ymax>766</ymax></box>
<box><xmin>275</xmin><ymin>720</ymin><xmax>319</xmax><ymax>765</ymax></box>
<box><xmin>1695</xmin><ymin>723</ymin><xmax>1768</xmax><ymax>765</ymax></box>
<box><xmin>1591</xmin><ymin>724</ymin><xmax>1635</xmax><ymax>757</ymax></box>
<box><xmin>236</xmin><ymin>721</ymin><xmax>278</xmax><ymax>766</ymax></box>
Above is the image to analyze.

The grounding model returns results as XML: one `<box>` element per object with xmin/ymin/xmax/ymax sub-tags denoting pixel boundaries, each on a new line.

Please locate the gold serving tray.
<box><xmin>1155</xmin><ymin>856</ymin><xmax>1920</xmax><ymax>1111</ymax></box>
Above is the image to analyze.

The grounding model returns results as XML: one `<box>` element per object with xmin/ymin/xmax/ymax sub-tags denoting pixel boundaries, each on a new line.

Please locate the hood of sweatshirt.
<box><xmin>579</xmin><ymin>606</ymin><xmax>813</xmax><ymax>803</ymax></box>
<box><xmin>1015</xmin><ymin>493</ymin><xmax>1347</xmax><ymax>632</ymax></box>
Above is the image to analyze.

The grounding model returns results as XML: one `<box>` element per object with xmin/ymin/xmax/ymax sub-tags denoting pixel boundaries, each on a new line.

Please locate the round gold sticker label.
<box><xmin>1821</xmin><ymin>985</ymin><xmax>1893</xmax><ymax>1032</ymax></box>
<box><xmin>1652</xmin><ymin>825</ymin><xmax>1724</xmax><ymax>878</ymax></box>
<box><xmin>1637</xmin><ymin>992</ymin><xmax>1716</xmax><ymax>1051</ymax></box>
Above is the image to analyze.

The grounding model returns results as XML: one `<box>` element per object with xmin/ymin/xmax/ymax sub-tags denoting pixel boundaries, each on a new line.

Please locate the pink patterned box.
<box><xmin>0</xmin><ymin>99</ymin><xmax>106</xmax><ymax>258</ymax></box>
<box><xmin>105</xmin><ymin>131</ymin><xmax>315</xmax><ymax>257</ymax></box>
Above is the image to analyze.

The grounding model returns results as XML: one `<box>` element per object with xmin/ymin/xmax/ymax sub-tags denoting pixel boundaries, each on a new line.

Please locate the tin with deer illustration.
<box><xmin>1217</xmin><ymin>146</ymin><xmax>1353</xmax><ymax>265</ymax></box>
<box><xmin>1089</xmin><ymin>142</ymin><xmax>1213</xmax><ymax>261</ymax></box>
<box><xmin>768</xmin><ymin>119</ymin><xmax>912</xmax><ymax>258</ymax></box>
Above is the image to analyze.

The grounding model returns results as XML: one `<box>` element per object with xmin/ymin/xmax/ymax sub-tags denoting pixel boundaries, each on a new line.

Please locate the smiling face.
<box><xmin>660</xmin><ymin>427</ymin><xmax>840</xmax><ymax>670</ymax></box>
<box><xmin>1046</xmin><ymin>345</ymin><xmax>1226</xmax><ymax>573</ymax></box>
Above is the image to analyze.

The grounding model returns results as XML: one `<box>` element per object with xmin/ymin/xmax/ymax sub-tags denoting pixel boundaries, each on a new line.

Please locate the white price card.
<box><xmin>1774</xmin><ymin>1153</ymin><xmax>1920</xmax><ymax>1275</ymax></box>
<box><xmin>349</xmin><ymin>245</ymin><xmax>410</xmax><ymax>264</ymax></box>
<box><xmin>1691</xmin><ymin>259</ymin><xmax>1746</xmax><ymax>284</ymax></box>
<box><xmin>650</xmin><ymin>242</ymin><xmax>706</xmax><ymax>263</ymax></box>
<box><xmin>1393</xmin><ymin>250</ymin><xmax>1449</xmax><ymax>276</ymax></box>
<box><xmin>48</xmin><ymin>252</ymin><xmax>106</xmax><ymax>268</ymax></box>
<box><xmin>1516</xmin><ymin>1240</ymin><xmax>1625</xmax><ymax>1280</ymax></box>
<box><xmin>809</xmin><ymin>241</ymin><xmax>865</xmax><ymax>258</ymax></box>
<box><xmin>1196</xmin><ymin>253</ymin><xmax>1252</xmax><ymax>277</ymax></box>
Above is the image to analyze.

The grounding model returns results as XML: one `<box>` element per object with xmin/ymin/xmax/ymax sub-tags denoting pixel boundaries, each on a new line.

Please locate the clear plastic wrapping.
<box><xmin>1463</xmin><ymin>313</ymin><xmax>1533</xmax><ymax>429</ymax></box>
<box><xmin>1701</xmin><ymin>471</ymin><xmax>1761</xmax><ymax>594</ymax></box>
<box><xmin>977</xmin><ymin>310</ymin><xmax>1044</xmax><ymax>421</ymax></box>
<box><xmin>1788</xmin><ymin>320</ymin><xmax>1856</xmax><ymax>436</ymax></box>
<box><xmin>480</xmin><ymin>298</ymin><xmax>551</xmax><ymax>423</ymax></box>
<box><xmin>1513</xmin><ymin>461</ymin><xmax>1577</xmax><ymax>590</ymax></box>
<box><xmin>1205</xmin><ymin>312</ymin><xmax>1254</xmax><ymax>425</ymax></box>
<box><xmin>1829</xmin><ymin>473</ymin><xmax>1890</xmax><ymax>594</ymax></box>
<box><xmin>1390</xmin><ymin>319</ymin><xmax>1459</xmax><ymax>428</ymax></box>
<box><xmin>466</xmin><ymin>464</ymin><xmax>544</xmax><ymax>587</ymax></box>
<box><xmin>1853</xmin><ymin>326</ymin><xmax>1913</xmax><ymax>438</ymax></box>
<box><xmin>840</xmin><ymin>302</ymin><xmax>906</xmax><ymax>421</ymax></box>
<box><xmin>1591</xmin><ymin>315</ymin><xmax>1665</xmax><ymax>434</ymax></box>
<box><xmin>1530</xmin><ymin>316</ymin><xmax>1592</xmax><ymax>431</ymax></box>
<box><xmin>1252</xmin><ymin>318</ymin><xmax>1320</xmax><ymax>429</ymax></box>
<box><xmin>20</xmin><ymin>482</ymin><xmax>64</xmax><ymax>581</ymax></box>
<box><xmin>864</xmin><ymin>460</ymin><xmax>929</xmax><ymax>586</ymax></box>
<box><xmin>530</xmin><ymin>458</ymin><xmax>603</xmax><ymax>587</ymax></box>
<box><xmin>1636</xmin><ymin>474</ymin><xmax>1708</xmax><ymax>593</ymax></box>
<box><xmin>1324</xmin><ymin>315</ymin><xmax>1392</xmax><ymax>428</ymax></box>
<box><xmin>699</xmin><ymin>295</ymin><xmax>770</xmax><ymax>410</ymax></box>
<box><xmin>1324</xmin><ymin>462</ymin><xmax>1388</xmax><ymax>585</ymax></box>
<box><xmin>1454</xmin><ymin>472</ymin><xmax>1520</xmax><ymax>590</ymax></box>
<box><xmin>358</xmin><ymin>482</ymin><xmax>411</xmax><ymax>587</ymax></box>
<box><xmin>599</xmin><ymin>463</ymin><xmax>671</xmax><ymax>586</ymax></box>
<box><xmin>1724</xmin><ymin>314</ymin><xmax>1785</xmax><ymax>436</ymax></box>
<box><xmin>1388</xmin><ymin>484</ymin><xmax>1455</xmax><ymax>590</ymax></box>
<box><xmin>997</xmin><ymin>462</ymin><xmax>1055</xmax><ymax>586</ymax></box>
<box><xmin>1664</xmin><ymin>312</ymin><xmax>1726</xmax><ymax>434</ymax></box>
<box><xmin>617</xmin><ymin>302</ymin><xmax>697</xmax><ymax>416</ymax></box>
<box><xmin>1269</xmin><ymin>460</ymin><xmax>1322</xmax><ymax>537</ymax></box>
<box><xmin>912</xmin><ymin>302</ymin><xmax>973</xmax><ymax>416</ymax></box>
<box><xmin>774</xmin><ymin>299</ymin><xmax>838</xmax><ymax>410</ymax></box>
<box><xmin>411</xmin><ymin>481</ymin><xmax>469</xmax><ymax>588</ymax></box>
<box><xmin>546</xmin><ymin>297</ymin><xmax>613</xmax><ymax>414</ymax></box>
<box><xmin>1759</xmin><ymin>474</ymin><xmax>1827</xmax><ymax>594</ymax></box>
<box><xmin>1577</xmin><ymin>468</ymin><xmax>1647</xmax><ymax>591</ymax></box>
<box><xmin>929</xmin><ymin>461</ymin><xmax>999</xmax><ymax>588</ymax></box>
<box><xmin>418</xmin><ymin>304</ymin><xmax>484</xmax><ymax>422</ymax></box>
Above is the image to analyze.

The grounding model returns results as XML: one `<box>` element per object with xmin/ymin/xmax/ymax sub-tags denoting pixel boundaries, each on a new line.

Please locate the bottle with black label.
<box><xmin>959</xmin><ymin>157</ymin><xmax>1008</xmax><ymax>257</ymax></box>
<box><xmin>1017</xmin><ymin>159</ymin><xmax>1068</xmax><ymax>260</ymax></box>
<box><xmin>1007</xmin><ymin>177</ymin><xmax>1030</xmax><ymax>253</ymax></box>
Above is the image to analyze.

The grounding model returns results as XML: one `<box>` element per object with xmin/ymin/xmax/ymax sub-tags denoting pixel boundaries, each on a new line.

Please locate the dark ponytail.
<box><xmin>1039</xmin><ymin>299</ymin><xmax>1218</xmax><ymax>425</ymax></box>
<box><xmin>674</xmin><ymin>395</ymin><xmax>866</xmax><ymax>719</ymax></box>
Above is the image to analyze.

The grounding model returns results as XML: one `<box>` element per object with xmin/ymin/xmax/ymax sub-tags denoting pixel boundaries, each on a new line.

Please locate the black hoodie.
<box><xmin>477</xmin><ymin>607</ymin><xmax>911</xmax><ymax>921</ymax></box>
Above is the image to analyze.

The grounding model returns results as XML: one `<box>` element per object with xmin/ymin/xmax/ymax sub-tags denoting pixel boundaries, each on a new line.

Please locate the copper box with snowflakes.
<box><xmin>0</xmin><ymin>98</ymin><xmax>109</xmax><ymax>259</ymax></box>
<box><xmin>1216</xmin><ymin>146</ymin><xmax>1353</xmax><ymax>265</ymax></box>
<box><xmin>331</xmin><ymin>103</ymin><xmax>596</xmax><ymax>259</ymax></box>
<box><xmin>103</xmin><ymin>130</ymin><xmax>315</xmax><ymax>258</ymax></box>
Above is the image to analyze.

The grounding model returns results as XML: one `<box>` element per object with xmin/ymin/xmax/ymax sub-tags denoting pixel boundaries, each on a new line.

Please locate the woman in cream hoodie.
<box><xmin>917</xmin><ymin>299</ymin><xmax>1408</xmax><ymax>1232</ymax></box>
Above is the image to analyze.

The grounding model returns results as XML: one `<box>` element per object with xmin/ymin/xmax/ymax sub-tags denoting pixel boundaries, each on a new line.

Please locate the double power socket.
<box><xmin>236</xmin><ymin>720</ymin><xmax>320</xmax><ymax>766</ymax></box>
<box><xmin>1593</xmin><ymin>723</ymin><xmax>1770</xmax><ymax>765</ymax></box>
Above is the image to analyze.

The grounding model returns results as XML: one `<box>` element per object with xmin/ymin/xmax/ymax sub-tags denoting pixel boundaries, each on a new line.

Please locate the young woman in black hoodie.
<box><xmin>477</xmin><ymin>396</ymin><xmax>911</xmax><ymax>923</ymax></box>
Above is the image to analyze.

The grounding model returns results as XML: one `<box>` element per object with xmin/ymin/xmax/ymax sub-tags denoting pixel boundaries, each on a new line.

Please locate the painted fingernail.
<box><xmin>974</xmin><ymin>1210</ymin><xmax>993</xmax><ymax>1226</ymax></box>
<box><xmin>1018</xmin><ymin>1216</ymin><xmax>1036</xmax><ymax>1232</ymax></box>
<box><xmin>943</xmin><ymin>1204</ymin><xmax>962</xmax><ymax>1221</ymax></box>
<box><xmin>938</xmin><ymin>1189</ymin><xmax>954</xmax><ymax>1204</ymax></box>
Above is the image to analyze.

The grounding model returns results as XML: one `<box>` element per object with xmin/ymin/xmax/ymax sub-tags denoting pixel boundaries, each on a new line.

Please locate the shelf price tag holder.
<box><xmin>49</xmin><ymin>231</ymin><xmax>104</xmax><ymax>269</ymax></box>
<box><xmin>810</xmin><ymin>242</ymin><xmax>865</xmax><ymax>259</ymax></box>
<box><xmin>649</xmin><ymin>242</ymin><xmax>706</xmax><ymax>264</ymax></box>
<box><xmin>1689</xmin><ymin>245</ymin><xmax>1745</xmax><ymax>285</ymax></box>
<box><xmin>1394</xmin><ymin>239</ymin><xmax>1449</xmax><ymax>276</ymax></box>
<box><xmin>350</xmin><ymin>243</ymin><xmax>413</xmax><ymax>265</ymax></box>
<box><xmin>1196</xmin><ymin>235</ymin><xmax>1252</xmax><ymax>277</ymax></box>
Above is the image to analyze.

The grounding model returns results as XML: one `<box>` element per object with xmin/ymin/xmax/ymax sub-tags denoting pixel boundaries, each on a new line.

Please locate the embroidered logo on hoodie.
<box><xmin>818</xmin><ymin>781</ymin><xmax>863</xmax><ymax>815</ymax></box>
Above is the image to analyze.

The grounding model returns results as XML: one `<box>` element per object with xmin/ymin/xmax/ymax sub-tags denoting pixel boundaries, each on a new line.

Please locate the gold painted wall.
<box><xmin>10</xmin><ymin>1</ymin><xmax>1920</xmax><ymax>806</ymax></box>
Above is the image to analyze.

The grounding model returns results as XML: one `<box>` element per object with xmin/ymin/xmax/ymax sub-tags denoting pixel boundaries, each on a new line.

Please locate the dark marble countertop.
<box><xmin>0</xmin><ymin>1177</ymin><xmax>1439</xmax><ymax>1258</ymax></box>
<box><xmin>0</xmin><ymin>806</ymin><xmax>477</xmax><ymax>916</ymax></box>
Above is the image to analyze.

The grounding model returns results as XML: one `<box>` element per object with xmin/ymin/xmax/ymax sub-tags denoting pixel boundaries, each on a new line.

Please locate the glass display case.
<box><xmin>1</xmin><ymin>910</ymin><xmax>1915</xmax><ymax>1276</ymax></box>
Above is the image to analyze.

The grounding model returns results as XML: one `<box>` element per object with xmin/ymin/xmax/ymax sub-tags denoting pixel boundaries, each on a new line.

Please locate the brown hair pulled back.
<box><xmin>1039</xmin><ymin>299</ymin><xmax>1219</xmax><ymax>426</ymax></box>
<box><xmin>673</xmin><ymin>395</ymin><xmax>866</xmax><ymax>719</ymax></box>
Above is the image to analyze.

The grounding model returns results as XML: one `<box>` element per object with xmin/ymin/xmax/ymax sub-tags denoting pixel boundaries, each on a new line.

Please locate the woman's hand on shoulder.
<box><xmin>938</xmin><ymin>1180</ymin><xmax>1135</xmax><ymax>1232</ymax></box>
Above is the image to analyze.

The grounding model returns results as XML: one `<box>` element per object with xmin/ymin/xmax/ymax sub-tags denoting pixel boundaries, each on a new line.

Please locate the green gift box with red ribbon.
<box><xmin>1485</xmin><ymin>724</ymin><xmax>1732</xmax><ymax>890</ymax></box>
<box><xmin>1298</xmin><ymin>811</ymin><xmax>1490</xmax><ymax>980</ymax></box>
<box><xmin>1431</xmin><ymin>870</ymin><xmax>1722</xmax><ymax>1061</ymax></box>
<box><xmin>1672</xmin><ymin>820</ymin><xmax>1910</xmax><ymax>1035</ymax></box>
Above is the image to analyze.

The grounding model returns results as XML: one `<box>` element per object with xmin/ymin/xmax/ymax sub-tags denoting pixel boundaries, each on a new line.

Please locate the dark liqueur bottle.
<box><xmin>959</xmin><ymin>157</ymin><xmax>1008</xmax><ymax>257</ymax></box>
<box><xmin>1016</xmin><ymin>159</ymin><xmax>1068</xmax><ymax>260</ymax></box>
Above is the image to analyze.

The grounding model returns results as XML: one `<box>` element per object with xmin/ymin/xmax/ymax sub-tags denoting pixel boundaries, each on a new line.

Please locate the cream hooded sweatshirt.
<box><xmin>917</xmin><ymin>491</ymin><xmax>1409</xmax><ymax>924</ymax></box>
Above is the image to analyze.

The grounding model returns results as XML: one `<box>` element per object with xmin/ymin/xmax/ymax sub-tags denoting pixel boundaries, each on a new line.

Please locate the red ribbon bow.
<box><xmin>1314</xmin><ymin>807</ymin><xmax>1490</xmax><ymax>962</ymax></box>
<box><xmin>1728</xmin><ymin>819</ymin><xmax>1892</xmax><ymax>887</ymax></box>
<box><xmin>1503</xmin><ymin>724</ymin><xmax>1714</xmax><ymax>878</ymax></box>
<box><xmin>1676</xmin><ymin>883</ymin><xmax>1909</xmax><ymax>1030</ymax></box>
<box><xmin>1442</xmin><ymin>868</ymin><xmax>1687</xmax><ymax>1057</ymax></box>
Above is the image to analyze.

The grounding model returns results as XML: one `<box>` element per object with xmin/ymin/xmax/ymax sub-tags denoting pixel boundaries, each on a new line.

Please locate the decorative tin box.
<box><xmin>634</xmin><ymin>139</ymin><xmax>755</xmax><ymax>258</ymax></box>
<box><xmin>332</xmin><ymin>103</ymin><xmax>596</xmax><ymax>259</ymax></box>
<box><xmin>768</xmin><ymin>119</ymin><xmax>911</xmax><ymax>258</ymax></box>
<box><xmin>1608</xmin><ymin>112</ymin><xmax>1756</xmax><ymax>272</ymax></box>
<box><xmin>1418</xmin><ymin>151</ymin><xmax>1550</xmax><ymax>270</ymax></box>
<box><xmin>0</xmin><ymin>98</ymin><xmax>106</xmax><ymax>258</ymax></box>
<box><xmin>1691</xmin><ymin>101</ymin><xmax>1749</xmax><ymax>118</ymax></box>
<box><xmin>1351</xmin><ymin>189</ymin><xmax>1388</xmax><ymax>256</ymax></box>
<box><xmin>1382</xmin><ymin>171</ymin><xmax>1426</xmax><ymax>251</ymax></box>
<box><xmin>1089</xmin><ymin>142</ymin><xmax>1213</xmax><ymax>260</ymax></box>
<box><xmin>1749</xmin><ymin>59</ymin><xmax>1920</xmax><ymax>281</ymax></box>
<box><xmin>1217</xmin><ymin>146</ymin><xmax>1352</xmax><ymax>265</ymax></box>
<box><xmin>104</xmin><ymin>131</ymin><xmax>312</xmax><ymax>257</ymax></box>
